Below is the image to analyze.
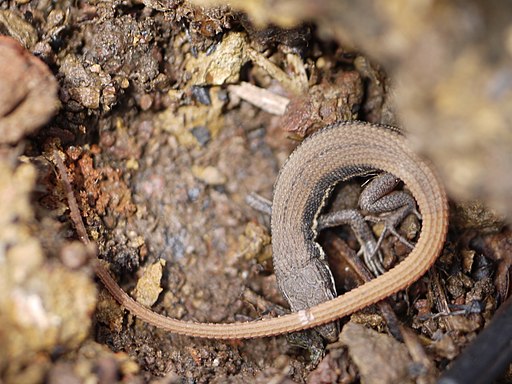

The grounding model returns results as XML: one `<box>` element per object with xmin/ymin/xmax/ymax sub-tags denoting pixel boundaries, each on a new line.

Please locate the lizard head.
<box><xmin>277</xmin><ymin>258</ymin><xmax>339</xmax><ymax>342</ymax></box>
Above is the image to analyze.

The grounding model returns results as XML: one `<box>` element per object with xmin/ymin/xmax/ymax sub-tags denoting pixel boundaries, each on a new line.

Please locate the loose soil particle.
<box><xmin>0</xmin><ymin>36</ymin><xmax>59</xmax><ymax>144</ymax></box>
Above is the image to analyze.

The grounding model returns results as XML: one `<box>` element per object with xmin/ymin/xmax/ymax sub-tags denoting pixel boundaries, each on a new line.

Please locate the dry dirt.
<box><xmin>0</xmin><ymin>1</ymin><xmax>511</xmax><ymax>383</ymax></box>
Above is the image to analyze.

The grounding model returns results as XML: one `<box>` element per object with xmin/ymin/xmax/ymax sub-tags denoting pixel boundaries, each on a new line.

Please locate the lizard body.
<box><xmin>94</xmin><ymin>121</ymin><xmax>449</xmax><ymax>339</ymax></box>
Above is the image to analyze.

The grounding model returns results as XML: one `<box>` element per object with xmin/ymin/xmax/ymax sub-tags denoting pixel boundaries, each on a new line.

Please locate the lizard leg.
<box><xmin>317</xmin><ymin>209</ymin><xmax>385</xmax><ymax>276</ymax></box>
<box><xmin>246</xmin><ymin>172</ymin><xmax>419</xmax><ymax>277</ymax></box>
<box><xmin>359</xmin><ymin>172</ymin><xmax>420</xmax><ymax>252</ymax></box>
<box><xmin>246</xmin><ymin>193</ymin><xmax>388</xmax><ymax>276</ymax></box>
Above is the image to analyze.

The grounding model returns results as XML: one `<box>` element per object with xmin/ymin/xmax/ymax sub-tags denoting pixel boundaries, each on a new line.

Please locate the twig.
<box><xmin>228</xmin><ymin>82</ymin><xmax>290</xmax><ymax>115</ymax></box>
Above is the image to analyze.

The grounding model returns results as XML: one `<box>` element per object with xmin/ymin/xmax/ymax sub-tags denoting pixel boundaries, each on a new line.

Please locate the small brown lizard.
<box><xmin>93</xmin><ymin>121</ymin><xmax>449</xmax><ymax>339</ymax></box>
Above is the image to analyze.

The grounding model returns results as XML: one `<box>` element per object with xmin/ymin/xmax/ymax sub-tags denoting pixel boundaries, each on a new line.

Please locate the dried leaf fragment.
<box><xmin>340</xmin><ymin>322</ymin><xmax>414</xmax><ymax>384</ymax></box>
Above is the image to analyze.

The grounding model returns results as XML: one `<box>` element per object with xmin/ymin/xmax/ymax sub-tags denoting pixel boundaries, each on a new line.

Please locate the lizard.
<box><xmin>91</xmin><ymin>120</ymin><xmax>449</xmax><ymax>339</ymax></box>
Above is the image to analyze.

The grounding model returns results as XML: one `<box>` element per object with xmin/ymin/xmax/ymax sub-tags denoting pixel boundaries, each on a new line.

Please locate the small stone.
<box><xmin>191</xmin><ymin>165</ymin><xmax>227</xmax><ymax>186</ymax></box>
